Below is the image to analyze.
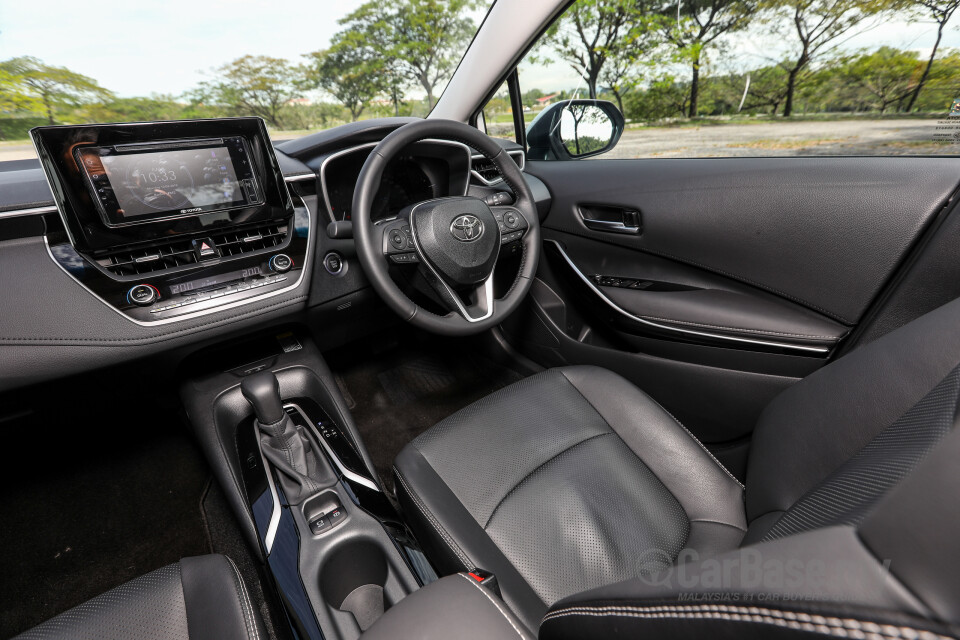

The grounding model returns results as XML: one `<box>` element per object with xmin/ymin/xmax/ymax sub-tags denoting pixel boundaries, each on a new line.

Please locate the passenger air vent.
<box><xmin>94</xmin><ymin>219</ymin><xmax>289</xmax><ymax>277</ymax></box>
<box><xmin>96</xmin><ymin>239</ymin><xmax>198</xmax><ymax>277</ymax></box>
<box><xmin>211</xmin><ymin>220</ymin><xmax>288</xmax><ymax>257</ymax></box>
<box><xmin>470</xmin><ymin>151</ymin><xmax>525</xmax><ymax>186</ymax></box>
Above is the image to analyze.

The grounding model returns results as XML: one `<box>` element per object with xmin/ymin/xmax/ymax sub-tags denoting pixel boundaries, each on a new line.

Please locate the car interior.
<box><xmin>2</xmin><ymin>1</ymin><xmax>960</xmax><ymax>639</ymax></box>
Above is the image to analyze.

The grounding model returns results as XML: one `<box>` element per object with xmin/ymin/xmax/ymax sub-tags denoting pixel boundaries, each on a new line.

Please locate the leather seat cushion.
<box><xmin>13</xmin><ymin>554</ymin><xmax>265</xmax><ymax>640</ymax></box>
<box><xmin>394</xmin><ymin>366</ymin><xmax>746</xmax><ymax>629</ymax></box>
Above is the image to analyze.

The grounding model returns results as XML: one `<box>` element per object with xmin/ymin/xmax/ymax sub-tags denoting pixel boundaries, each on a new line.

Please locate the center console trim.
<box><xmin>42</xmin><ymin>180</ymin><xmax>313</xmax><ymax>327</ymax></box>
<box><xmin>257</xmin><ymin>419</ymin><xmax>284</xmax><ymax>554</ymax></box>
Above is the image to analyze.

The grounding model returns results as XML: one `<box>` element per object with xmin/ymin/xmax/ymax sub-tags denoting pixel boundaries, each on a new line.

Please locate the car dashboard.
<box><xmin>0</xmin><ymin>117</ymin><xmax>546</xmax><ymax>392</ymax></box>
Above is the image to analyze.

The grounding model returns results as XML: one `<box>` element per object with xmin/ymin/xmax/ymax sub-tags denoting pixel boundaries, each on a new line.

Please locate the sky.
<box><xmin>2</xmin><ymin>1</ymin><xmax>960</xmax><ymax>99</ymax></box>
<box><xmin>0</xmin><ymin>0</ymin><xmax>370</xmax><ymax>96</ymax></box>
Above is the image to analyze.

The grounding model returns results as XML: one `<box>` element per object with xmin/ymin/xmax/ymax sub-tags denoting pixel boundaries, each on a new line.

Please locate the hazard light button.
<box><xmin>193</xmin><ymin>238</ymin><xmax>218</xmax><ymax>260</ymax></box>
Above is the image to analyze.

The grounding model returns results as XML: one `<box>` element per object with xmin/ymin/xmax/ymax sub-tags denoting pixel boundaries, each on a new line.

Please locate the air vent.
<box><xmin>470</xmin><ymin>151</ymin><xmax>525</xmax><ymax>185</ymax></box>
<box><xmin>96</xmin><ymin>239</ymin><xmax>198</xmax><ymax>277</ymax></box>
<box><xmin>94</xmin><ymin>219</ymin><xmax>289</xmax><ymax>277</ymax></box>
<box><xmin>211</xmin><ymin>220</ymin><xmax>287</xmax><ymax>257</ymax></box>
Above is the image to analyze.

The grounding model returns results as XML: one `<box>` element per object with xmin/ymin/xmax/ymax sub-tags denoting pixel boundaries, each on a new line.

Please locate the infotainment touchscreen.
<box><xmin>74</xmin><ymin>136</ymin><xmax>263</xmax><ymax>226</ymax></box>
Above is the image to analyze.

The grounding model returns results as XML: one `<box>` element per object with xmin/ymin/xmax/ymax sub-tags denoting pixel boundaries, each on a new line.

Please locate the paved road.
<box><xmin>1</xmin><ymin>118</ymin><xmax>955</xmax><ymax>163</ymax></box>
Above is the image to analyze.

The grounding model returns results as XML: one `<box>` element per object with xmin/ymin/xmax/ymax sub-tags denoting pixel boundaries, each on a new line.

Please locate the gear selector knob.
<box><xmin>241</xmin><ymin>371</ymin><xmax>285</xmax><ymax>425</ymax></box>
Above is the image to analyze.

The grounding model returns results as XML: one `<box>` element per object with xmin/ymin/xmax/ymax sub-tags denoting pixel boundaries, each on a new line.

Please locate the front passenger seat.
<box><xmin>395</xmin><ymin>296</ymin><xmax>960</xmax><ymax>636</ymax></box>
<box><xmin>13</xmin><ymin>554</ymin><xmax>265</xmax><ymax>640</ymax></box>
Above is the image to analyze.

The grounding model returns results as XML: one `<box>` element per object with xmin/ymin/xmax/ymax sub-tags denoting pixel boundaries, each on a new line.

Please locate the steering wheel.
<box><xmin>353</xmin><ymin>119</ymin><xmax>541</xmax><ymax>336</ymax></box>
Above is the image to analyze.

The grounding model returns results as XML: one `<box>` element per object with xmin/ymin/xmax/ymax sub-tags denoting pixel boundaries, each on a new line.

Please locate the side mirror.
<box><xmin>526</xmin><ymin>99</ymin><xmax>625</xmax><ymax>161</ymax></box>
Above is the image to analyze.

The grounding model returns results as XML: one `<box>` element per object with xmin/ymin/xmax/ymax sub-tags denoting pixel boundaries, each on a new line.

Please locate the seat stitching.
<box><xmin>224</xmin><ymin>556</ymin><xmax>260</xmax><ymax>640</ymax></box>
<box><xmin>457</xmin><ymin>573</ymin><xmax>529</xmax><ymax>640</ymax></box>
<box><xmin>482</xmin><ymin>432</ymin><xmax>614</xmax><ymax>529</ymax></box>
<box><xmin>541</xmin><ymin>604</ymin><xmax>951</xmax><ymax>640</ymax></box>
<box><xmin>558</xmin><ymin>368</ymin><xmax>743</xmax><ymax>489</ymax></box>
<box><xmin>394</xmin><ymin>467</ymin><xmax>475</xmax><ymax>571</ymax></box>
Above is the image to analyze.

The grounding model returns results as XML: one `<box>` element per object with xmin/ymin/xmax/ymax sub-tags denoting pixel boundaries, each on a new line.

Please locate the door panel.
<box><xmin>506</xmin><ymin>156</ymin><xmax>960</xmax><ymax>469</ymax></box>
<box><xmin>528</xmin><ymin>157</ymin><xmax>960</xmax><ymax>324</ymax></box>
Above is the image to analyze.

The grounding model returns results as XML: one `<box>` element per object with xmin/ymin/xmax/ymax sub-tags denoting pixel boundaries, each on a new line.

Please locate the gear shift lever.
<box><xmin>241</xmin><ymin>371</ymin><xmax>334</xmax><ymax>504</ymax></box>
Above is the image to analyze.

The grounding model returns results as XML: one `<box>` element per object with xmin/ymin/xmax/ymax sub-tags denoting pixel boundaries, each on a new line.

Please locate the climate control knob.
<box><xmin>269</xmin><ymin>253</ymin><xmax>293</xmax><ymax>273</ymax></box>
<box><xmin>127</xmin><ymin>284</ymin><xmax>158</xmax><ymax>307</ymax></box>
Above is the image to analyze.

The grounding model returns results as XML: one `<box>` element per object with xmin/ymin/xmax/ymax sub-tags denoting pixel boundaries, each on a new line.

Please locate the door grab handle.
<box><xmin>582</xmin><ymin>218</ymin><xmax>640</xmax><ymax>234</ymax></box>
<box><xmin>578</xmin><ymin>205</ymin><xmax>641</xmax><ymax>235</ymax></box>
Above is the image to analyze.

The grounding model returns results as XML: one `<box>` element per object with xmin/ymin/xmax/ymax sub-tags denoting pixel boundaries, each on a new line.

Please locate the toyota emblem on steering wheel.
<box><xmin>450</xmin><ymin>214</ymin><xmax>484</xmax><ymax>242</ymax></box>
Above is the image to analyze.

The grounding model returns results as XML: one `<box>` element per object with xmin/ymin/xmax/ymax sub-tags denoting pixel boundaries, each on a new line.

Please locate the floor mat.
<box><xmin>0</xmin><ymin>382</ymin><xmax>211</xmax><ymax>637</ymax></box>
<box><xmin>328</xmin><ymin>335</ymin><xmax>525</xmax><ymax>494</ymax></box>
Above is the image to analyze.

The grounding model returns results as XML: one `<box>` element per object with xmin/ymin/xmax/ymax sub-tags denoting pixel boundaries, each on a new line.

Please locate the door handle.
<box><xmin>578</xmin><ymin>205</ymin><xmax>641</xmax><ymax>235</ymax></box>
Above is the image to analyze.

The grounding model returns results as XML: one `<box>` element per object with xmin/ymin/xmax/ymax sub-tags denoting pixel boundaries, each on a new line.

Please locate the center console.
<box><xmin>179</xmin><ymin>330</ymin><xmax>432</xmax><ymax>640</ymax></box>
<box><xmin>31</xmin><ymin>118</ymin><xmax>310</xmax><ymax>324</ymax></box>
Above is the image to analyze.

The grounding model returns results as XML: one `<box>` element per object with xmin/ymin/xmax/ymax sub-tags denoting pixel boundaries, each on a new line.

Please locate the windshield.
<box><xmin>0</xmin><ymin>0</ymin><xmax>488</xmax><ymax>162</ymax></box>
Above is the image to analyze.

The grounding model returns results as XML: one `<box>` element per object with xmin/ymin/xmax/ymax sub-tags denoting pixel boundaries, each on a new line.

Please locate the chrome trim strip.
<box><xmin>470</xmin><ymin>149</ymin><xmax>526</xmax><ymax>186</ymax></box>
<box><xmin>255</xmin><ymin>420</ymin><xmax>283</xmax><ymax>555</ymax></box>
<box><xmin>319</xmin><ymin>139</ymin><xmax>473</xmax><ymax>224</ymax></box>
<box><xmin>408</xmin><ymin>200</ymin><xmax>498</xmax><ymax>323</ymax></box>
<box><xmin>42</xmin><ymin>194</ymin><xmax>312</xmax><ymax>327</ymax></box>
<box><xmin>283</xmin><ymin>173</ymin><xmax>316</xmax><ymax>182</ymax></box>
<box><xmin>546</xmin><ymin>239</ymin><xmax>831</xmax><ymax>355</ymax></box>
<box><xmin>285</xmin><ymin>403</ymin><xmax>380</xmax><ymax>493</ymax></box>
<box><xmin>0</xmin><ymin>205</ymin><xmax>58</xmax><ymax>220</ymax></box>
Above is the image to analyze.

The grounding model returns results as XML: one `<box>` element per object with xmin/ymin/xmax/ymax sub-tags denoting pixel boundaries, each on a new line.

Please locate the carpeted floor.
<box><xmin>327</xmin><ymin>333</ymin><xmax>525</xmax><ymax>495</ymax></box>
<box><xmin>0</xmin><ymin>371</ymin><xmax>283</xmax><ymax>639</ymax></box>
<box><xmin>0</xmin><ymin>397</ymin><xmax>210</xmax><ymax>637</ymax></box>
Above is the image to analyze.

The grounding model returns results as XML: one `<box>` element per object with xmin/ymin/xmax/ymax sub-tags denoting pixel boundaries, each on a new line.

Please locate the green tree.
<box><xmin>192</xmin><ymin>55</ymin><xmax>301</xmax><ymax>128</ymax></box>
<box><xmin>837</xmin><ymin>47</ymin><xmax>922</xmax><ymax>112</ymax></box>
<box><xmin>74</xmin><ymin>95</ymin><xmax>187</xmax><ymax>124</ymax></box>
<box><xmin>539</xmin><ymin>0</ymin><xmax>656</xmax><ymax>99</ymax></box>
<box><xmin>903</xmin><ymin>0</ymin><xmax>960</xmax><ymax>111</ymax></box>
<box><xmin>338</xmin><ymin>0</ymin><xmax>479</xmax><ymax>109</ymax></box>
<box><xmin>762</xmin><ymin>0</ymin><xmax>889</xmax><ymax>116</ymax></box>
<box><xmin>1</xmin><ymin>56</ymin><xmax>111</xmax><ymax>125</ymax></box>
<box><xmin>303</xmin><ymin>40</ymin><xmax>385</xmax><ymax>122</ymax></box>
<box><xmin>659</xmin><ymin>0</ymin><xmax>756</xmax><ymax>117</ymax></box>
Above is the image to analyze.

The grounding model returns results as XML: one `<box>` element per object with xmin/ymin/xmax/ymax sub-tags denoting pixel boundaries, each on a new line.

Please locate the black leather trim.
<box><xmin>362</xmin><ymin>573</ymin><xmax>535</xmax><ymax>640</ymax></box>
<box><xmin>860</xmin><ymin>423</ymin><xmax>960</xmax><ymax>625</ymax></box>
<box><xmin>556</xmin><ymin>366</ymin><xmax>746</xmax><ymax>532</ymax></box>
<box><xmin>746</xmin><ymin>296</ymin><xmax>960</xmax><ymax>522</ymax></box>
<box><xmin>181</xmin><ymin>555</ymin><xmax>266</xmax><ymax>640</ymax></box>
<box><xmin>13</xmin><ymin>555</ymin><xmax>266</xmax><ymax>640</ymax></box>
<box><xmin>542</xmin><ymin>527</ymin><xmax>936</xmax><ymax>639</ymax></box>
<box><xmin>394</xmin><ymin>447</ymin><xmax>550</xmax><ymax>632</ymax></box>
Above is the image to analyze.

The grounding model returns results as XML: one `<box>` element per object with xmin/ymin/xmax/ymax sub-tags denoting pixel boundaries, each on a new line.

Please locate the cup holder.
<box><xmin>320</xmin><ymin>540</ymin><xmax>389</xmax><ymax>631</ymax></box>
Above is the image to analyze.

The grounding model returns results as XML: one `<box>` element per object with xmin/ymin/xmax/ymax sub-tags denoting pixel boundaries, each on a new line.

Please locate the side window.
<box><xmin>510</xmin><ymin>0</ymin><xmax>960</xmax><ymax>159</ymax></box>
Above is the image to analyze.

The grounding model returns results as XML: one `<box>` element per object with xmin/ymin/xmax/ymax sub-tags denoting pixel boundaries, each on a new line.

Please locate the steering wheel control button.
<box><xmin>269</xmin><ymin>254</ymin><xmax>293</xmax><ymax>273</ymax></box>
<box><xmin>503</xmin><ymin>211</ymin><xmax>520</xmax><ymax>229</ymax></box>
<box><xmin>389</xmin><ymin>229</ymin><xmax>406</xmax><ymax>250</ymax></box>
<box><xmin>193</xmin><ymin>238</ymin><xmax>218</xmax><ymax>261</ymax></box>
<box><xmin>390</xmin><ymin>253</ymin><xmax>420</xmax><ymax>264</ymax></box>
<box><xmin>127</xmin><ymin>284</ymin><xmax>158</xmax><ymax>306</ymax></box>
<box><xmin>501</xmin><ymin>230</ymin><xmax>524</xmax><ymax>245</ymax></box>
<box><xmin>324</xmin><ymin>252</ymin><xmax>344</xmax><ymax>275</ymax></box>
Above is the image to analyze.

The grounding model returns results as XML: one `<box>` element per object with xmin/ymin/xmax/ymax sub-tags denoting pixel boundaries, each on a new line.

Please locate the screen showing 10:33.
<box><xmin>77</xmin><ymin>142</ymin><xmax>251</xmax><ymax>224</ymax></box>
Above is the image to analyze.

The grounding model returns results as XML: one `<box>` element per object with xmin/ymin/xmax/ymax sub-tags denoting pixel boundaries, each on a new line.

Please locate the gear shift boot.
<box><xmin>242</xmin><ymin>371</ymin><xmax>336</xmax><ymax>504</ymax></box>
